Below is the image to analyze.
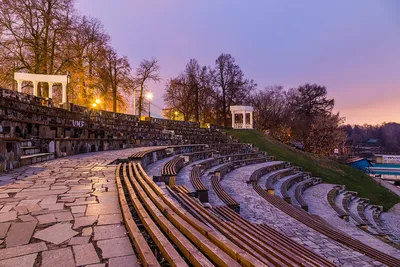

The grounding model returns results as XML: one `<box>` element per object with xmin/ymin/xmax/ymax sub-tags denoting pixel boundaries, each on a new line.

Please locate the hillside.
<box><xmin>224</xmin><ymin>129</ymin><xmax>400</xmax><ymax>210</ymax></box>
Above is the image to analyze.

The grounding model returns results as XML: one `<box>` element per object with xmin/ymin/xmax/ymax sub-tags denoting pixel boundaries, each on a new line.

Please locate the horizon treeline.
<box><xmin>164</xmin><ymin>55</ymin><xmax>345</xmax><ymax>155</ymax></box>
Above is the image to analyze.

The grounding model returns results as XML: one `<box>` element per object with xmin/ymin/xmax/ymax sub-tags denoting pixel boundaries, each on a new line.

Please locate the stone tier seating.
<box><xmin>0</xmin><ymin>87</ymin><xmax>231</xmax><ymax>172</ymax></box>
<box><xmin>247</xmin><ymin>162</ymin><xmax>287</xmax><ymax>184</ymax></box>
<box><xmin>327</xmin><ymin>186</ymin><xmax>350</xmax><ymax>220</ymax></box>
<box><xmin>328</xmin><ymin>186</ymin><xmax>396</xmax><ymax>241</ymax></box>
<box><xmin>171</xmin><ymin>185</ymin><xmax>336</xmax><ymax>267</ymax></box>
<box><xmin>211</xmin><ymin>157</ymin><xmax>266</xmax><ymax>178</ymax></box>
<box><xmin>280</xmin><ymin>173</ymin><xmax>307</xmax><ymax>203</ymax></box>
<box><xmin>184</xmin><ymin>152</ymin><xmax>264</xmax><ymax>203</ymax></box>
<box><xmin>249</xmin><ymin>164</ymin><xmax>320</xmax><ymax>212</ymax></box>
<box><xmin>252</xmin><ymin>184</ymin><xmax>400</xmax><ymax>267</ymax></box>
<box><xmin>293</xmin><ymin>178</ymin><xmax>321</xmax><ymax>211</ymax></box>
<box><xmin>265</xmin><ymin>168</ymin><xmax>296</xmax><ymax>194</ymax></box>
<box><xmin>128</xmin><ymin>144</ymin><xmax>206</xmax><ymax>168</ymax></box>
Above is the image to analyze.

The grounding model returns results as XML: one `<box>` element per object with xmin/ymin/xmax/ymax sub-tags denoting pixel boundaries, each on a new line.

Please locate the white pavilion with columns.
<box><xmin>230</xmin><ymin>105</ymin><xmax>254</xmax><ymax>129</ymax></box>
<box><xmin>14</xmin><ymin>72</ymin><xmax>69</xmax><ymax>103</ymax></box>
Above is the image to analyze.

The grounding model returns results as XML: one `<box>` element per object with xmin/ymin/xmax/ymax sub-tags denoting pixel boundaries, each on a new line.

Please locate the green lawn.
<box><xmin>224</xmin><ymin>129</ymin><xmax>400</xmax><ymax>210</ymax></box>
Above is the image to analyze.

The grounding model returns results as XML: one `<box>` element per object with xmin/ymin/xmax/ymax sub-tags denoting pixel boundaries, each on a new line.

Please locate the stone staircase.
<box><xmin>20</xmin><ymin>140</ymin><xmax>54</xmax><ymax>166</ymax></box>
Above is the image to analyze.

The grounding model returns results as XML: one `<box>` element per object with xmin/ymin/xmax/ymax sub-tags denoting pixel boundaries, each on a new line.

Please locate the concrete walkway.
<box><xmin>0</xmin><ymin>147</ymin><xmax>159</xmax><ymax>267</ymax></box>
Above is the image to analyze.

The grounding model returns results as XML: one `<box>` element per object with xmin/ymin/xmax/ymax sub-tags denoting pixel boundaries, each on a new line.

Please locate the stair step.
<box><xmin>20</xmin><ymin>153</ymin><xmax>55</xmax><ymax>165</ymax></box>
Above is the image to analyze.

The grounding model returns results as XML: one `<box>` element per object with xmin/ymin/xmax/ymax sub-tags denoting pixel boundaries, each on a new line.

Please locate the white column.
<box><xmin>16</xmin><ymin>80</ymin><xmax>23</xmax><ymax>92</ymax></box>
<box><xmin>48</xmin><ymin>82</ymin><xmax>53</xmax><ymax>98</ymax></box>
<box><xmin>33</xmin><ymin>81</ymin><xmax>38</xmax><ymax>96</ymax></box>
<box><xmin>243</xmin><ymin>111</ymin><xmax>246</xmax><ymax>129</ymax></box>
<box><xmin>250</xmin><ymin>111</ymin><xmax>253</xmax><ymax>129</ymax></box>
<box><xmin>62</xmin><ymin>83</ymin><xmax>67</xmax><ymax>103</ymax></box>
<box><xmin>231</xmin><ymin>111</ymin><xmax>235</xmax><ymax>128</ymax></box>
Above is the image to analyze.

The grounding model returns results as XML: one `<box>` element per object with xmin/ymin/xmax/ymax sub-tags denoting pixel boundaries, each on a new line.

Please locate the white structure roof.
<box><xmin>229</xmin><ymin>105</ymin><xmax>254</xmax><ymax>112</ymax></box>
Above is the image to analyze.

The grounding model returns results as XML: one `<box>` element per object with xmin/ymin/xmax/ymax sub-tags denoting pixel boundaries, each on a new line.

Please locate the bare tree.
<box><xmin>287</xmin><ymin>83</ymin><xmax>335</xmax><ymax>152</ymax></box>
<box><xmin>0</xmin><ymin>0</ymin><xmax>132</xmax><ymax>110</ymax></box>
<box><xmin>0</xmin><ymin>0</ymin><xmax>75</xmax><ymax>95</ymax></box>
<box><xmin>96</xmin><ymin>47</ymin><xmax>131</xmax><ymax>112</ymax></box>
<box><xmin>250</xmin><ymin>86</ymin><xmax>290</xmax><ymax>136</ymax></box>
<box><xmin>211</xmin><ymin>53</ymin><xmax>256</xmax><ymax>127</ymax></box>
<box><xmin>163</xmin><ymin>76</ymin><xmax>194</xmax><ymax>121</ymax></box>
<box><xmin>133</xmin><ymin>58</ymin><xmax>160</xmax><ymax>117</ymax></box>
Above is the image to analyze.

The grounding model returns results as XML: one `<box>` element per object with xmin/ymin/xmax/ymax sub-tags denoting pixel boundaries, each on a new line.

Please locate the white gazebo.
<box><xmin>230</xmin><ymin>105</ymin><xmax>254</xmax><ymax>129</ymax></box>
<box><xmin>14</xmin><ymin>72</ymin><xmax>69</xmax><ymax>103</ymax></box>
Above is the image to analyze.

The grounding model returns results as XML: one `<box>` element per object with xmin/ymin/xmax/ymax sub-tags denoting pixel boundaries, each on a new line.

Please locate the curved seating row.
<box><xmin>328</xmin><ymin>186</ymin><xmax>397</xmax><ymax>244</ymax></box>
<box><xmin>134</xmin><ymin>163</ymin><xmax>267</xmax><ymax>266</ymax></box>
<box><xmin>181</xmin><ymin>150</ymin><xmax>216</xmax><ymax>162</ymax></box>
<box><xmin>162</xmin><ymin>156</ymin><xmax>185</xmax><ymax>176</ymax></box>
<box><xmin>293</xmin><ymin>178</ymin><xmax>320</xmax><ymax>211</ymax></box>
<box><xmin>172</xmin><ymin>185</ymin><xmax>336</xmax><ymax>267</ymax></box>
<box><xmin>252</xmin><ymin>184</ymin><xmax>400</xmax><ymax>267</ymax></box>
<box><xmin>211</xmin><ymin>174</ymin><xmax>240</xmax><ymax>211</ymax></box>
<box><xmin>248</xmin><ymin>162</ymin><xmax>286</xmax><ymax>183</ymax></box>
<box><xmin>327</xmin><ymin>186</ymin><xmax>349</xmax><ymax>220</ymax></box>
<box><xmin>265</xmin><ymin>168</ymin><xmax>296</xmax><ymax>194</ymax></box>
<box><xmin>118</xmin><ymin>162</ymin><xmax>252</xmax><ymax>267</ymax></box>
<box><xmin>280</xmin><ymin>173</ymin><xmax>305</xmax><ymax>203</ymax></box>
<box><xmin>185</xmin><ymin>153</ymin><xmax>266</xmax><ymax>204</ymax></box>
<box><xmin>212</xmin><ymin>157</ymin><xmax>267</xmax><ymax>178</ymax></box>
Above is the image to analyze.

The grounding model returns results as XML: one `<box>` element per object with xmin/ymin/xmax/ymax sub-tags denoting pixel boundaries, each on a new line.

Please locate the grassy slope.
<box><xmin>224</xmin><ymin>129</ymin><xmax>400</xmax><ymax>210</ymax></box>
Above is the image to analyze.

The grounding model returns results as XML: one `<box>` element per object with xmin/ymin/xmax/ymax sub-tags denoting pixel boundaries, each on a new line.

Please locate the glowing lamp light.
<box><xmin>174</xmin><ymin>111</ymin><xmax>178</xmax><ymax>115</ymax></box>
<box><xmin>92</xmin><ymin>103</ymin><xmax>97</xmax><ymax>107</ymax></box>
<box><xmin>145</xmin><ymin>92</ymin><xmax>153</xmax><ymax>100</ymax></box>
<box><xmin>95</xmin><ymin>99</ymin><xmax>101</xmax><ymax>104</ymax></box>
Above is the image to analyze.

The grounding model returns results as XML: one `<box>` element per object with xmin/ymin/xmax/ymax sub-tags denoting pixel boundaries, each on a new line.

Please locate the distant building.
<box><xmin>374</xmin><ymin>154</ymin><xmax>400</xmax><ymax>165</ymax></box>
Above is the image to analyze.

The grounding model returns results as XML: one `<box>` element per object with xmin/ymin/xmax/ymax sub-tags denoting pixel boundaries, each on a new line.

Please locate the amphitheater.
<box><xmin>0</xmin><ymin>87</ymin><xmax>399</xmax><ymax>267</ymax></box>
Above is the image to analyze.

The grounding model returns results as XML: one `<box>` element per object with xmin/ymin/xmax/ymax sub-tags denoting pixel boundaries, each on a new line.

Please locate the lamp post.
<box><xmin>174</xmin><ymin>111</ymin><xmax>178</xmax><ymax>120</ymax></box>
<box><xmin>145</xmin><ymin>92</ymin><xmax>153</xmax><ymax>117</ymax></box>
<box><xmin>66</xmin><ymin>72</ymin><xmax>71</xmax><ymax>103</ymax></box>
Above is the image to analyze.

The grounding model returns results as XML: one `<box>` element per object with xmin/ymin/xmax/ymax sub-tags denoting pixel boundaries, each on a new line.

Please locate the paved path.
<box><xmin>303</xmin><ymin>183</ymin><xmax>400</xmax><ymax>258</ymax></box>
<box><xmin>0</xmin><ymin>147</ymin><xmax>161</xmax><ymax>267</ymax></box>
<box><xmin>381</xmin><ymin>203</ymin><xmax>400</xmax><ymax>242</ymax></box>
<box><xmin>374</xmin><ymin>179</ymin><xmax>400</xmax><ymax>196</ymax></box>
<box><xmin>220</xmin><ymin>162</ymin><xmax>386</xmax><ymax>266</ymax></box>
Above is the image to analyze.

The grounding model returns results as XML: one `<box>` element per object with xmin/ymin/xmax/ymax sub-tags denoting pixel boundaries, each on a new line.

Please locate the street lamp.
<box><xmin>174</xmin><ymin>111</ymin><xmax>178</xmax><ymax>120</ymax></box>
<box><xmin>92</xmin><ymin>99</ymin><xmax>100</xmax><ymax>109</ymax></box>
<box><xmin>66</xmin><ymin>72</ymin><xmax>71</xmax><ymax>103</ymax></box>
<box><xmin>145</xmin><ymin>92</ymin><xmax>153</xmax><ymax>117</ymax></box>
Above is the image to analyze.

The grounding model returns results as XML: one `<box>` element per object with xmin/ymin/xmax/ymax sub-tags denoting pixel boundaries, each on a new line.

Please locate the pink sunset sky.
<box><xmin>75</xmin><ymin>0</ymin><xmax>400</xmax><ymax>125</ymax></box>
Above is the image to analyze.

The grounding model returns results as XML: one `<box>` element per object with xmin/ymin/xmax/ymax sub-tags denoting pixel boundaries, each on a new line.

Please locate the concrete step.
<box><xmin>20</xmin><ymin>153</ymin><xmax>55</xmax><ymax>166</ymax></box>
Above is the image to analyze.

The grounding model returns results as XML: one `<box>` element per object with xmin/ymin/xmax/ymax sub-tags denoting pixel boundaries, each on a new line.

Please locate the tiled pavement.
<box><xmin>220</xmin><ymin>162</ymin><xmax>390</xmax><ymax>266</ymax></box>
<box><xmin>0</xmin><ymin>147</ymin><xmax>162</xmax><ymax>267</ymax></box>
<box><xmin>380</xmin><ymin>203</ymin><xmax>400</xmax><ymax>242</ymax></box>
